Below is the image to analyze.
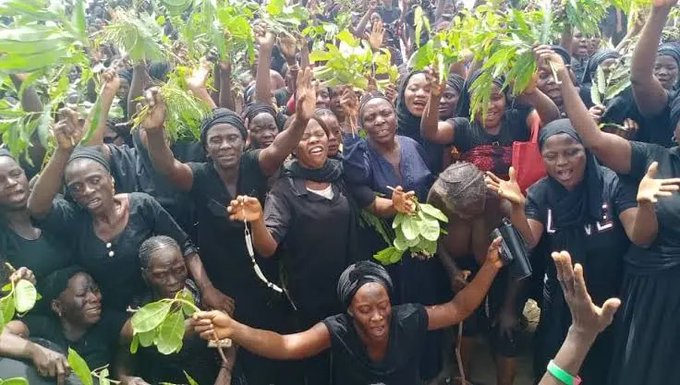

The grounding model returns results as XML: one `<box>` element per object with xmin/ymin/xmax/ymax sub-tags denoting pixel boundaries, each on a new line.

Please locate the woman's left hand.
<box><xmin>485</xmin><ymin>236</ymin><xmax>504</xmax><ymax>269</ymax></box>
<box><xmin>485</xmin><ymin>167</ymin><xmax>525</xmax><ymax>207</ymax></box>
<box><xmin>637</xmin><ymin>161</ymin><xmax>680</xmax><ymax>204</ymax></box>
<box><xmin>295</xmin><ymin>66</ymin><xmax>316</xmax><ymax>122</ymax></box>
<box><xmin>201</xmin><ymin>286</ymin><xmax>236</xmax><ymax>316</ymax></box>
<box><xmin>391</xmin><ymin>186</ymin><xmax>416</xmax><ymax>214</ymax></box>
<box><xmin>9</xmin><ymin>267</ymin><xmax>36</xmax><ymax>285</ymax></box>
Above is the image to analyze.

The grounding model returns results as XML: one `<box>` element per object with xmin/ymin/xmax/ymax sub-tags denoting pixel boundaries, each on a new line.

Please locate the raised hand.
<box><xmin>139</xmin><ymin>87</ymin><xmax>166</xmax><ymax>133</ymax></box>
<box><xmin>295</xmin><ymin>66</ymin><xmax>316</xmax><ymax>121</ymax></box>
<box><xmin>368</xmin><ymin>20</ymin><xmax>385</xmax><ymax>50</ymax></box>
<box><xmin>533</xmin><ymin>45</ymin><xmax>566</xmax><ymax>71</ymax></box>
<box><xmin>425</xmin><ymin>66</ymin><xmax>445</xmax><ymax>97</ymax></box>
<box><xmin>551</xmin><ymin>251</ymin><xmax>620</xmax><ymax>335</ymax></box>
<box><xmin>636</xmin><ymin>161</ymin><xmax>680</xmax><ymax>204</ymax></box>
<box><xmin>485</xmin><ymin>167</ymin><xmax>526</xmax><ymax>206</ymax></box>
<box><xmin>101</xmin><ymin>68</ymin><xmax>121</xmax><ymax>98</ymax></box>
<box><xmin>186</xmin><ymin>58</ymin><xmax>212</xmax><ymax>92</ymax></box>
<box><xmin>278</xmin><ymin>34</ymin><xmax>298</xmax><ymax>62</ymax></box>
<box><xmin>391</xmin><ymin>185</ymin><xmax>416</xmax><ymax>214</ymax></box>
<box><xmin>254</xmin><ymin>23</ymin><xmax>275</xmax><ymax>50</ymax></box>
<box><xmin>227</xmin><ymin>195</ymin><xmax>264</xmax><ymax>222</ymax></box>
<box><xmin>192</xmin><ymin>310</ymin><xmax>236</xmax><ymax>341</ymax></box>
<box><xmin>340</xmin><ymin>87</ymin><xmax>359</xmax><ymax>128</ymax></box>
<box><xmin>384</xmin><ymin>83</ymin><xmax>398</xmax><ymax>105</ymax></box>
<box><xmin>54</xmin><ymin>108</ymin><xmax>83</xmax><ymax>151</ymax></box>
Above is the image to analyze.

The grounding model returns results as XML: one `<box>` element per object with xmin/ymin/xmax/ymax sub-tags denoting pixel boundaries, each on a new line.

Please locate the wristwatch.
<box><xmin>547</xmin><ymin>360</ymin><xmax>582</xmax><ymax>385</ymax></box>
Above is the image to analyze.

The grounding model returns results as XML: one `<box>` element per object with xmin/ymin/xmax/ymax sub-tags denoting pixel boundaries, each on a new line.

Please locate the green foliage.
<box><xmin>374</xmin><ymin>202</ymin><xmax>448</xmax><ymax>266</ymax></box>
<box><xmin>0</xmin><ymin>378</ymin><xmax>29</xmax><ymax>385</ymax></box>
<box><xmin>555</xmin><ymin>0</ymin><xmax>608</xmax><ymax>37</ymax></box>
<box><xmin>261</xmin><ymin>0</ymin><xmax>310</xmax><ymax>36</ymax></box>
<box><xmin>413</xmin><ymin>6</ymin><xmax>431</xmax><ymax>49</ymax></box>
<box><xmin>590</xmin><ymin>55</ymin><xmax>631</xmax><ymax>105</ymax></box>
<box><xmin>67</xmin><ymin>348</ymin><xmax>94</xmax><ymax>385</ymax></box>
<box><xmin>98</xmin><ymin>10</ymin><xmax>167</xmax><ymax>63</ymax></box>
<box><xmin>129</xmin><ymin>289</ymin><xmax>199</xmax><ymax>355</ymax></box>
<box><xmin>0</xmin><ymin>276</ymin><xmax>38</xmax><ymax>333</ymax></box>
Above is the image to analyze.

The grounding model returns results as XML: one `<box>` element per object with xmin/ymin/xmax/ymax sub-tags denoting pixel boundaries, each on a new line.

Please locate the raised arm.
<box><xmin>421</xmin><ymin>68</ymin><xmax>456</xmax><ymax>144</ymax></box>
<box><xmin>127</xmin><ymin>63</ymin><xmax>148</xmax><ymax>117</ymax></box>
<box><xmin>257</xmin><ymin>66</ymin><xmax>315</xmax><ymax>176</ymax></box>
<box><xmin>630</xmin><ymin>0</ymin><xmax>676</xmax><ymax>116</ymax></box>
<box><xmin>9</xmin><ymin>74</ymin><xmax>43</xmax><ymax>113</ymax></box>
<box><xmin>352</xmin><ymin>0</ymin><xmax>376</xmax><ymax>38</ymax></box>
<box><xmin>254</xmin><ymin>25</ymin><xmax>275</xmax><ymax>104</ymax></box>
<box><xmin>426</xmin><ymin>237</ymin><xmax>503</xmax><ymax>330</ymax></box>
<box><xmin>193</xmin><ymin>310</ymin><xmax>331</xmax><ymax>361</ymax></box>
<box><xmin>218</xmin><ymin>60</ymin><xmax>236</xmax><ymax>110</ymax></box>
<box><xmin>141</xmin><ymin>89</ymin><xmax>195</xmax><ymax>192</ymax></box>
<box><xmin>28</xmin><ymin>109</ymin><xmax>83</xmax><ymax>219</ymax></box>
<box><xmin>516</xmin><ymin>75</ymin><xmax>560</xmax><ymax>125</ymax></box>
<box><xmin>186</xmin><ymin>59</ymin><xmax>218</xmax><ymax>109</ymax></box>
<box><xmin>535</xmin><ymin>46</ymin><xmax>633</xmax><ymax>174</ymax></box>
<box><xmin>85</xmin><ymin>69</ymin><xmax>121</xmax><ymax>147</ymax></box>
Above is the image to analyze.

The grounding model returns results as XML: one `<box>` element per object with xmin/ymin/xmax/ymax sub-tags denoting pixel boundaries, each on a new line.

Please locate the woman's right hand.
<box><xmin>192</xmin><ymin>310</ymin><xmax>236</xmax><ymax>341</ymax></box>
<box><xmin>533</xmin><ymin>45</ymin><xmax>566</xmax><ymax>71</ymax></box>
<box><xmin>391</xmin><ymin>186</ymin><xmax>416</xmax><ymax>214</ymax></box>
<box><xmin>54</xmin><ymin>108</ymin><xmax>83</xmax><ymax>151</ymax></box>
<box><xmin>636</xmin><ymin>161</ymin><xmax>680</xmax><ymax>204</ymax></box>
<box><xmin>588</xmin><ymin>104</ymin><xmax>605</xmax><ymax>124</ymax></box>
<box><xmin>425</xmin><ymin>66</ymin><xmax>444</xmax><ymax>98</ymax></box>
<box><xmin>28</xmin><ymin>343</ymin><xmax>70</xmax><ymax>385</ymax></box>
<box><xmin>227</xmin><ymin>195</ymin><xmax>263</xmax><ymax>222</ymax></box>
<box><xmin>139</xmin><ymin>87</ymin><xmax>167</xmax><ymax>133</ymax></box>
<box><xmin>485</xmin><ymin>167</ymin><xmax>526</xmax><ymax>206</ymax></box>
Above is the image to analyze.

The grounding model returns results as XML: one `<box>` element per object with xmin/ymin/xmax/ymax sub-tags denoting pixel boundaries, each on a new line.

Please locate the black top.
<box><xmin>0</xmin><ymin>228</ymin><xmax>72</xmax><ymax>280</ymax></box>
<box><xmin>130</xmin><ymin>280</ymin><xmax>219</xmax><ymax>385</ymax></box>
<box><xmin>265</xmin><ymin>177</ymin><xmax>356</xmax><ymax>316</ymax></box>
<box><xmin>186</xmin><ymin>152</ymin><xmax>277</xmax><ymax>325</ymax></box>
<box><xmin>626</xmin><ymin>142</ymin><xmax>680</xmax><ymax>271</ymax></box>
<box><xmin>23</xmin><ymin>311</ymin><xmax>126</xmax><ymax>370</ymax></box>
<box><xmin>526</xmin><ymin>168</ymin><xmax>637</xmax><ymax>305</ymax></box>
<box><xmin>447</xmin><ymin>108</ymin><xmax>531</xmax><ymax>177</ymax></box>
<box><xmin>322</xmin><ymin>303</ymin><xmax>429</xmax><ymax>385</ymax></box>
<box><xmin>36</xmin><ymin>193</ymin><xmax>197</xmax><ymax>311</ymax></box>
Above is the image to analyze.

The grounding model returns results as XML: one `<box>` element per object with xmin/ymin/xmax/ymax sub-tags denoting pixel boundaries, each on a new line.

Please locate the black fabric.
<box><xmin>550</xmin><ymin>45</ymin><xmax>572</xmax><ymax>66</ymax></box>
<box><xmin>670</xmin><ymin>93</ymin><xmax>680</xmax><ymax>130</ymax></box>
<box><xmin>199</xmin><ymin>108</ymin><xmax>247</xmax><ymax>147</ymax></box>
<box><xmin>0</xmin><ymin>147</ymin><xmax>11</xmax><ymax>158</ymax></box>
<box><xmin>581</xmin><ymin>49</ymin><xmax>620</xmax><ymax>84</ymax></box>
<box><xmin>446</xmin><ymin>74</ymin><xmax>465</xmax><ymax>93</ymax></box>
<box><xmin>337</xmin><ymin>260</ymin><xmax>393</xmax><ymax>309</ymax></box>
<box><xmin>39</xmin><ymin>266</ymin><xmax>85</xmax><ymax>303</ymax></box>
<box><xmin>282</xmin><ymin>158</ymin><xmax>343</xmax><ymax>183</ymax></box>
<box><xmin>67</xmin><ymin>146</ymin><xmax>110</xmax><ymax>172</ymax></box>
<box><xmin>243</xmin><ymin>102</ymin><xmax>280</xmax><ymax>129</ymax></box>
<box><xmin>22</xmin><ymin>311</ymin><xmax>126</xmax><ymax>370</ymax></box>
<box><xmin>0</xmin><ymin>226</ymin><xmax>73</xmax><ymax>281</ymax></box>
<box><xmin>322</xmin><ymin>303</ymin><xmax>429</xmax><ymax>385</ymax></box>
<box><xmin>35</xmin><ymin>193</ymin><xmax>197</xmax><ymax>311</ymax></box>
<box><xmin>658</xmin><ymin>43</ymin><xmax>680</xmax><ymax>68</ymax></box>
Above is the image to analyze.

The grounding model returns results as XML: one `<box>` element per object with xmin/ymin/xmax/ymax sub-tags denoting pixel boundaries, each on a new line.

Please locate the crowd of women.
<box><xmin>0</xmin><ymin>0</ymin><xmax>679</xmax><ymax>384</ymax></box>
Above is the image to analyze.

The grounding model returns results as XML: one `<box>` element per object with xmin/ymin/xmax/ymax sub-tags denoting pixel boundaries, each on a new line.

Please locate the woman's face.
<box><xmin>116</xmin><ymin>78</ymin><xmax>130</xmax><ymax>103</ymax></box>
<box><xmin>537</xmin><ymin>65</ymin><xmax>562</xmax><ymax>108</ymax></box>
<box><xmin>53</xmin><ymin>273</ymin><xmax>102</xmax><ymax>328</ymax></box>
<box><xmin>330</xmin><ymin>88</ymin><xmax>344</xmax><ymax>119</ymax></box>
<box><xmin>439</xmin><ymin>85</ymin><xmax>460</xmax><ymax>119</ymax></box>
<box><xmin>143</xmin><ymin>245</ymin><xmax>187</xmax><ymax>300</ymax></box>
<box><xmin>588</xmin><ymin>37</ymin><xmax>601</xmax><ymax>57</ymax></box>
<box><xmin>349</xmin><ymin>282</ymin><xmax>391</xmax><ymax>343</ymax></box>
<box><xmin>654</xmin><ymin>55</ymin><xmax>679</xmax><ymax>91</ymax></box>
<box><xmin>316</xmin><ymin>86</ymin><xmax>331</xmax><ymax>110</ymax></box>
<box><xmin>541</xmin><ymin>133</ymin><xmax>587</xmax><ymax>191</ymax></box>
<box><xmin>572</xmin><ymin>31</ymin><xmax>588</xmax><ymax>59</ymax></box>
<box><xmin>362</xmin><ymin>98</ymin><xmax>397</xmax><ymax>145</ymax></box>
<box><xmin>64</xmin><ymin>160</ymin><xmax>115</xmax><ymax>215</ymax></box>
<box><xmin>0</xmin><ymin>156</ymin><xmax>29</xmax><ymax>211</ymax></box>
<box><xmin>295</xmin><ymin>119</ymin><xmax>328</xmax><ymax>169</ymax></box>
<box><xmin>248</xmin><ymin>113</ymin><xmax>278</xmax><ymax>149</ymax></box>
<box><xmin>473</xmin><ymin>84</ymin><xmax>506</xmax><ymax>130</ymax></box>
<box><xmin>206</xmin><ymin>124</ymin><xmax>245</xmax><ymax>170</ymax></box>
<box><xmin>404</xmin><ymin>73</ymin><xmax>430</xmax><ymax>117</ymax></box>
<box><xmin>319</xmin><ymin>114</ymin><xmax>342</xmax><ymax>158</ymax></box>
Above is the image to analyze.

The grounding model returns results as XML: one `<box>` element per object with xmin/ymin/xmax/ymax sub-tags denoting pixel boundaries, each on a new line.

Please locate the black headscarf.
<box><xmin>199</xmin><ymin>108</ymin><xmax>247</xmax><ymax>147</ymax></box>
<box><xmin>456</xmin><ymin>70</ymin><xmax>505</xmax><ymax>119</ymax></box>
<box><xmin>337</xmin><ymin>260</ymin><xmax>393</xmax><ymax>309</ymax></box>
<box><xmin>550</xmin><ymin>45</ymin><xmax>572</xmax><ymax>66</ymax></box>
<box><xmin>67</xmin><ymin>146</ymin><xmax>111</xmax><ymax>173</ymax></box>
<box><xmin>283</xmin><ymin>158</ymin><xmax>343</xmax><ymax>183</ymax></box>
<box><xmin>40</xmin><ymin>266</ymin><xmax>86</xmax><ymax>304</ymax></box>
<box><xmin>395</xmin><ymin>70</ymin><xmax>425</xmax><ymax>136</ymax></box>
<box><xmin>670</xmin><ymin>94</ymin><xmax>680</xmax><ymax>131</ymax></box>
<box><xmin>243</xmin><ymin>102</ymin><xmax>283</xmax><ymax>131</ymax></box>
<box><xmin>658</xmin><ymin>43</ymin><xmax>680</xmax><ymax>68</ymax></box>
<box><xmin>446</xmin><ymin>74</ymin><xmax>465</xmax><ymax>94</ymax></box>
<box><xmin>359</xmin><ymin>92</ymin><xmax>393</xmax><ymax>127</ymax></box>
<box><xmin>582</xmin><ymin>49</ymin><xmax>620</xmax><ymax>84</ymax></box>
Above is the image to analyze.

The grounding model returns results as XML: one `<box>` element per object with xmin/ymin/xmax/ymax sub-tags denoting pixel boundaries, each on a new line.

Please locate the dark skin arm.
<box><xmin>515</xmin><ymin>75</ymin><xmax>561</xmax><ymax>126</ymax></box>
<box><xmin>630</xmin><ymin>0</ymin><xmax>676</xmax><ymax>117</ymax></box>
<box><xmin>9</xmin><ymin>74</ymin><xmax>43</xmax><ymax>113</ymax></box>
<box><xmin>254</xmin><ymin>25</ymin><xmax>275</xmax><ymax>104</ymax></box>
<box><xmin>1</xmin><ymin>326</ymin><xmax>71</xmax><ymax>385</ymax></box>
<box><xmin>85</xmin><ymin>69</ymin><xmax>121</xmax><ymax>147</ymax></box>
<box><xmin>421</xmin><ymin>68</ymin><xmax>457</xmax><ymax>144</ymax></box>
<box><xmin>127</xmin><ymin>63</ymin><xmax>148</xmax><ymax>117</ymax></box>
<box><xmin>218</xmin><ymin>61</ymin><xmax>236</xmax><ymax>110</ymax></box>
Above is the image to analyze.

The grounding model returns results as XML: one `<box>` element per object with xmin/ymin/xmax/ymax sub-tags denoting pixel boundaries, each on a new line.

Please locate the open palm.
<box><xmin>485</xmin><ymin>167</ymin><xmax>525</xmax><ymax>206</ymax></box>
<box><xmin>637</xmin><ymin>162</ymin><xmax>680</xmax><ymax>204</ymax></box>
<box><xmin>227</xmin><ymin>196</ymin><xmax>263</xmax><ymax>222</ymax></box>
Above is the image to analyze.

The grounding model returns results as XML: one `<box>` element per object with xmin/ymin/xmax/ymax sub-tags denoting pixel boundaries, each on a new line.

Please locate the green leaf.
<box><xmin>590</xmin><ymin>81</ymin><xmax>602</xmax><ymax>106</ymax></box>
<box><xmin>393</xmin><ymin>229</ymin><xmax>409</xmax><ymax>251</ymax></box>
<box><xmin>373</xmin><ymin>246</ymin><xmax>404</xmax><ymax>265</ymax></box>
<box><xmin>131</xmin><ymin>301</ymin><xmax>172</xmax><ymax>333</ymax></box>
<box><xmin>80</xmin><ymin>94</ymin><xmax>102</xmax><ymax>145</ymax></box>
<box><xmin>596</xmin><ymin>66</ymin><xmax>606</xmax><ymax>95</ymax></box>
<box><xmin>71</xmin><ymin>0</ymin><xmax>87</xmax><ymax>40</ymax></box>
<box><xmin>400</xmin><ymin>216</ymin><xmax>420</xmax><ymax>241</ymax></box>
<box><xmin>68</xmin><ymin>348</ymin><xmax>93</xmax><ymax>385</ymax></box>
<box><xmin>156</xmin><ymin>310</ymin><xmax>185</xmax><ymax>355</ymax></box>
<box><xmin>137</xmin><ymin>329</ymin><xmax>156</xmax><ymax>347</ymax></box>
<box><xmin>184</xmin><ymin>371</ymin><xmax>199</xmax><ymax>385</ymax></box>
<box><xmin>129</xmin><ymin>333</ymin><xmax>140</xmax><ymax>354</ymax></box>
<box><xmin>420</xmin><ymin>217</ymin><xmax>441</xmax><ymax>242</ymax></box>
<box><xmin>0</xmin><ymin>295</ymin><xmax>16</xmax><ymax>328</ymax></box>
<box><xmin>420</xmin><ymin>204</ymin><xmax>448</xmax><ymax>223</ymax></box>
<box><xmin>0</xmin><ymin>378</ymin><xmax>29</xmax><ymax>385</ymax></box>
<box><xmin>266</xmin><ymin>0</ymin><xmax>285</xmax><ymax>16</ymax></box>
<box><xmin>13</xmin><ymin>279</ymin><xmax>37</xmax><ymax>313</ymax></box>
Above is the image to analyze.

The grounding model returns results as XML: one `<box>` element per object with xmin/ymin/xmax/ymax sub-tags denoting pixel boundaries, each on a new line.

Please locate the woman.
<box><xmin>484</xmin><ymin>118</ymin><xmax>663</xmax><ymax>384</ymax></box>
<box><xmin>536</xmin><ymin>32</ymin><xmax>680</xmax><ymax>385</ymax></box>
<box><xmin>191</xmin><ymin>240</ymin><xmax>502</xmax><ymax>385</ymax></box>
<box><xmin>0</xmin><ymin>149</ymin><xmax>72</xmax><ymax>283</ymax></box>
<box><xmin>438</xmin><ymin>74</ymin><xmax>464</xmax><ymax>120</ymax></box>
<box><xmin>536</xmin><ymin>46</ymin><xmax>575</xmax><ymax>115</ymax></box>
<box><xmin>227</xmin><ymin>114</ymin><xmax>413</xmax><ymax>385</ymax></box>
<box><xmin>118</xmin><ymin>236</ymin><xmax>233</xmax><ymax>385</ymax></box>
<box><xmin>142</xmin><ymin>67</ymin><xmax>316</xmax><ymax>385</ymax></box>
<box><xmin>580</xmin><ymin>49</ymin><xmax>620</xmax><ymax>86</ymax></box>
<box><xmin>314</xmin><ymin>109</ymin><xmax>343</xmax><ymax>158</ymax></box>
<box><xmin>27</xmin><ymin>116</ymin><xmax>228</xmax><ymax>313</ymax></box>
<box><xmin>242</xmin><ymin>102</ymin><xmax>283</xmax><ymax>150</ymax></box>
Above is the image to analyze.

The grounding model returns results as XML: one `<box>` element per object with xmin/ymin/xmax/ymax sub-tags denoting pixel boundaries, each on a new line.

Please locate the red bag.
<box><xmin>512</xmin><ymin>112</ymin><xmax>546</xmax><ymax>193</ymax></box>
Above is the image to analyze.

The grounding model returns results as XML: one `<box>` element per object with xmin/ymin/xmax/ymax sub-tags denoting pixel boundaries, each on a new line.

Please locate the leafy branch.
<box><xmin>0</xmin><ymin>264</ymin><xmax>39</xmax><ymax>332</ymax></box>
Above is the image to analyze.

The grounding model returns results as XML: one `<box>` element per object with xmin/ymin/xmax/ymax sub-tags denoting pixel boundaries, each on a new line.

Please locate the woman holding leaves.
<box><xmin>536</xmin><ymin>36</ymin><xmax>680</xmax><ymax>385</ymax></box>
<box><xmin>484</xmin><ymin>117</ymin><xmax>654</xmax><ymax>384</ymax></box>
<box><xmin>27</xmin><ymin>113</ymin><xmax>229</xmax><ymax>314</ymax></box>
<box><xmin>190</xmin><ymin>240</ymin><xmax>502</xmax><ymax>385</ymax></box>
<box><xmin>117</xmin><ymin>236</ymin><xmax>235</xmax><ymax>385</ymax></box>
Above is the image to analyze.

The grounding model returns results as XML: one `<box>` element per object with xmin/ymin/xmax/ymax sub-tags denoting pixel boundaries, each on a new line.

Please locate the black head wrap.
<box><xmin>456</xmin><ymin>70</ymin><xmax>505</xmax><ymax>119</ymax></box>
<box><xmin>550</xmin><ymin>45</ymin><xmax>572</xmax><ymax>66</ymax></box>
<box><xmin>670</xmin><ymin>94</ymin><xmax>680</xmax><ymax>131</ymax></box>
<box><xmin>0</xmin><ymin>147</ymin><xmax>13</xmax><ymax>159</ymax></box>
<box><xmin>199</xmin><ymin>108</ymin><xmax>247</xmax><ymax>147</ymax></box>
<box><xmin>243</xmin><ymin>102</ymin><xmax>281</xmax><ymax>130</ymax></box>
<box><xmin>67</xmin><ymin>146</ymin><xmax>111</xmax><ymax>173</ymax></box>
<box><xmin>396</xmin><ymin>70</ymin><xmax>425</xmax><ymax>136</ymax></box>
<box><xmin>337</xmin><ymin>260</ymin><xmax>393</xmax><ymax>309</ymax></box>
<box><xmin>359</xmin><ymin>92</ymin><xmax>393</xmax><ymax>127</ymax></box>
<box><xmin>582</xmin><ymin>49</ymin><xmax>620</xmax><ymax>84</ymax></box>
<box><xmin>117</xmin><ymin>68</ymin><xmax>133</xmax><ymax>84</ymax></box>
<box><xmin>658</xmin><ymin>43</ymin><xmax>680</xmax><ymax>68</ymax></box>
<box><xmin>39</xmin><ymin>266</ymin><xmax>86</xmax><ymax>304</ymax></box>
<box><xmin>446</xmin><ymin>74</ymin><xmax>465</xmax><ymax>94</ymax></box>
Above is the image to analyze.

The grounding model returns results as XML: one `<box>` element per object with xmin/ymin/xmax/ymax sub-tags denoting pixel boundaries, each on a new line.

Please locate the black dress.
<box><xmin>608</xmin><ymin>142</ymin><xmax>680</xmax><ymax>385</ymax></box>
<box><xmin>0</xmin><ymin>227</ymin><xmax>73</xmax><ymax>280</ymax></box>
<box><xmin>322</xmin><ymin>303</ymin><xmax>429</xmax><ymax>385</ymax></box>
<box><xmin>35</xmin><ymin>193</ymin><xmax>197</xmax><ymax>311</ymax></box>
<box><xmin>526</xmin><ymin>168</ymin><xmax>636</xmax><ymax>384</ymax></box>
